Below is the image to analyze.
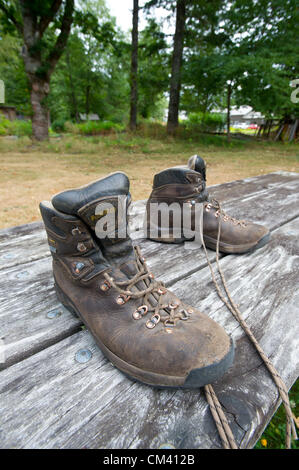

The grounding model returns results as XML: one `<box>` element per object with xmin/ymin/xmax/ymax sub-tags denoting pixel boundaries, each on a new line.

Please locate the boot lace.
<box><xmin>201</xmin><ymin>199</ymin><xmax>297</xmax><ymax>449</ymax></box>
<box><xmin>103</xmin><ymin>246</ymin><xmax>192</xmax><ymax>329</ymax></box>
<box><xmin>205</xmin><ymin>198</ymin><xmax>247</xmax><ymax>227</ymax></box>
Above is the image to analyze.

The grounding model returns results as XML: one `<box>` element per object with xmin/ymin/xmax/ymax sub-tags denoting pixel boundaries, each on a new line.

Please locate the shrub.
<box><xmin>136</xmin><ymin>120</ymin><xmax>167</xmax><ymax>139</ymax></box>
<box><xmin>0</xmin><ymin>116</ymin><xmax>32</xmax><ymax>136</ymax></box>
<box><xmin>186</xmin><ymin>112</ymin><xmax>226</xmax><ymax>133</ymax></box>
<box><xmin>72</xmin><ymin>120</ymin><xmax>124</xmax><ymax>135</ymax></box>
<box><xmin>64</xmin><ymin>121</ymin><xmax>76</xmax><ymax>133</ymax></box>
<box><xmin>51</xmin><ymin>118</ymin><xmax>67</xmax><ymax>132</ymax></box>
<box><xmin>0</xmin><ymin>117</ymin><xmax>10</xmax><ymax>135</ymax></box>
<box><xmin>10</xmin><ymin>119</ymin><xmax>32</xmax><ymax>137</ymax></box>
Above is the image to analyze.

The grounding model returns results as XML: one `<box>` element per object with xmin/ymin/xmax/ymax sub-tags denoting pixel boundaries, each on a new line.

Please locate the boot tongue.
<box><xmin>119</xmin><ymin>259</ymin><xmax>158</xmax><ymax>308</ymax></box>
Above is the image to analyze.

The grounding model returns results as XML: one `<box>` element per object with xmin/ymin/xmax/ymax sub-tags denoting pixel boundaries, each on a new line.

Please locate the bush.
<box><xmin>186</xmin><ymin>112</ymin><xmax>226</xmax><ymax>133</ymax></box>
<box><xmin>136</xmin><ymin>120</ymin><xmax>166</xmax><ymax>139</ymax></box>
<box><xmin>51</xmin><ymin>118</ymin><xmax>67</xmax><ymax>133</ymax></box>
<box><xmin>71</xmin><ymin>120</ymin><xmax>124</xmax><ymax>135</ymax></box>
<box><xmin>0</xmin><ymin>116</ymin><xmax>32</xmax><ymax>136</ymax></box>
<box><xmin>0</xmin><ymin>117</ymin><xmax>10</xmax><ymax>135</ymax></box>
<box><xmin>10</xmin><ymin>119</ymin><xmax>32</xmax><ymax>137</ymax></box>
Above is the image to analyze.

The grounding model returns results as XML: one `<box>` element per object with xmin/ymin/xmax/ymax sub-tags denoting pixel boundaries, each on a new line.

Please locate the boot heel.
<box><xmin>54</xmin><ymin>283</ymin><xmax>79</xmax><ymax>318</ymax></box>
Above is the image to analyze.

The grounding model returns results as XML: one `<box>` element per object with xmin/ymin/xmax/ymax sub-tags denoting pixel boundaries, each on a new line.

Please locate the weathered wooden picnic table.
<box><xmin>0</xmin><ymin>171</ymin><xmax>298</xmax><ymax>449</ymax></box>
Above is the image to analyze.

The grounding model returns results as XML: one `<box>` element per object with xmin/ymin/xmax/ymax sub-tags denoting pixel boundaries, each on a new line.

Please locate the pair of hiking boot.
<box><xmin>147</xmin><ymin>155</ymin><xmax>270</xmax><ymax>253</ymax></box>
<box><xmin>40</xmin><ymin>156</ymin><xmax>269</xmax><ymax>388</ymax></box>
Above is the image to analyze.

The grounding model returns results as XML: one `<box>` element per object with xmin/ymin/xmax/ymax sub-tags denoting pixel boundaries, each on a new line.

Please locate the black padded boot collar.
<box><xmin>188</xmin><ymin>155</ymin><xmax>206</xmax><ymax>181</ymax></box>
<box><xmin>51</xmin><ymin>172</ymin><xmax>134</xmax><ymax>266</ymax></box>
<box><xmin>52</xmin><ymin>172</ymin><xmax>130</xmax><ymax>215</ymax></box>
<box><xmin>153</xmin><ymin>167</ymin><xmax>203</xmax><ymax>189</ymax></box>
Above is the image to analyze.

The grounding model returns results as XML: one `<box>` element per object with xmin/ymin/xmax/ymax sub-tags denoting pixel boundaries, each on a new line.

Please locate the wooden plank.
<box><xmin>0</xmin><ymin>222</ymin><xmax>46</xmax><ymax>271</ymax></box>
<box><xmin>0</xmin><ymin>218</ymin><xmax>298</xmax><ymax>449</ymax></box>
<box><xmin>0</xmin><ymin>171</ymin><xmax>298</xmax><ymax>271</ymax></box>
<box><xmin>205</xmin><ymin>171</ymin><xmax>299</xmax><ymax>204</ymax></box>
<box><xmin>0</xmin><ymin>256</ymin><xmax>81</xmax><ymax>369</ymax></box>
<box><xmin>1</xmin><ymin>174</ymin><xmax>299</xmax><ymax>368</ymax></box>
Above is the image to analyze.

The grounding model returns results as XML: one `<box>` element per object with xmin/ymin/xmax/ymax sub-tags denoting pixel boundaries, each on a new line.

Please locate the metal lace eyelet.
<box><xmin>205</xmin><ymin>203</ymin><xmax>212</xmax><ymax>212</ymax></box>
<box><xmin>223</xmin><ymin>215</ymin><xmax>229</xmax><ymax>222</ymax></box>
<box><xmin>74</xmin><ymin>262</ymin><xmax>85</xmax><ymax>274</ymax></box>
<box><xmin>146</xmin><ymin>313</ymin><xmax>160</xmax><ymax>329</ymax></box>
<box><xmin>77</xmin><ymin>242</ymin><xmax>86</xmax><ymax>252</ymax></box>
<box><xmin>180</xmin><ymin>309</ymin><xmax>189</xmax><ymax>321</ymax></box>
<box><xmin>164</xmin><ymin>319</ymin><xmax>176</xmax><ymax>327</ymax></box>
<box><xmin>100</xmin><ymin>281</ymin><xmax>111</xmax><ymax>292</ymax></box>
<box><xmin>72</xmin><ymin>227</ymin><xmax>82</xmax><ymax>236</ymax></box>
<box><xmin>116</xmin><ymin>294</ymin><xmax>131</xmax><ymax>305</ymax></box>
<box><xmin>215</xmin><ymin>210</ymin><xmax>220</xmax><ymax>218</ymax></box>
<box><xmin>187</xmin><ymin>308</ymin><xmax>194</xmax><ymax>314</ymax></box>
<box><xmin>168</xmin><ymin>303</ymin><xmax>179</xmax><ymax>310</ymax></box>
<box><xmin>133</xmin><ymin>305</ymin><xmax>148</xmax><ymax>320</ymax></box>
<box><xmin>158</xmin><ymin>287</ymin><xmax>166</xmax><ymax>295</ymax></box>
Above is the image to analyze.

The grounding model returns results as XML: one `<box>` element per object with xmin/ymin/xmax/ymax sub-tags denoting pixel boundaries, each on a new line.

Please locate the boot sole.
<box><xmin>148</xmin><ymin>231</ymin><xmax>270</xmax><ymax>254</ymax></box>
<box><xmin>55</xmin><ymin>283</ymin><xmax>234</xmax><ymax>389</ymax></box>
<box><xmin>202</xmin><ymin>231</ymin><xmax>271</xmax><ymax>254</ymax></box>
<box><xmin>147</xmin><ymin>225</ymin><xmax>197</xmax><ymax>245</ymax></box>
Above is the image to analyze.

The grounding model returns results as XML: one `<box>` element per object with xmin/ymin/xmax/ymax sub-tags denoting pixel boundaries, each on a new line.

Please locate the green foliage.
<box><xmin>181</xmin><ymin>0</ymin><xmax>299</xmax><ymax>120</ymax></box>
<box><xmin>0</xmin><ymin>30</ymin><xmax>31</xmax><ymax>116</ymax></box>
<box><xmin>48</xmin><ymin>8</ymin><xmax>130</xmax><ymax>124</ymax></box>
<box><xmin>255</xmin><ymin>379</ymin><xmax>298</xmax><ymax>449</ymax></box>
<box><xmin>134</xmin><ymin>120</ymin><xmax>244</xmax><ymax>147</ymax></box>
<box><xmin>138</xmin><ymin>20</ymin><xmax>170</xmax><ymax>120</ymax></box>
<box><xmin>0</xmin><ymin>0</ymin><xmax>298</xmax><ymax>135</ymax></box>
<box><xmin>51</xmin><ymin>117</ymin><xmax>67</xmax><ymax>133</ymax></box>
<box><xmin>186</xmin><ymin>112</ymin><xmax>226</xmax><ymax>132</ymax></box>
<box><xmin>68</xmin><ymin>120</ymin><xmax>124</xmax><ymax>135</ymax></box>
<box><xmin>0</xmin><ymin>115</ymin><xmax>32</xmax><ymax>136</ymax></box>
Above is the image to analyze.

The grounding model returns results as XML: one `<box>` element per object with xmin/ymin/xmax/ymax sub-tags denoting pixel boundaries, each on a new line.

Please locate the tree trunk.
<box><xmin>30</xmin><ymin>79</ymin><xmax>50</xmax><ymax>141</ymax></box>
<box><xmin>167</xmin><ymin>0</ymin><xmax>186</xmax><ymax>135</ymax></box>
<box><xmin>227</xmin><ymin>83</ymin><xmax>232</xmax><ymax>143</ymax></box>
<box><xmin>18</xmin><ymin>0</ymin><xmax>74</xmax><ymax>140</ymax></box>
<box><xmin>129</xmin><ymin>0</ymin><xmax>139</xmax><ymax>131</ymax></box>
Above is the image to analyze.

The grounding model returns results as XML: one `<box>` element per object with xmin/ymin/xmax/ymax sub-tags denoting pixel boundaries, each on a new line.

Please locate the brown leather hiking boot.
<box><xmin>146</xmin><ymin>156</ymin><xmax>270</xmax><ymax>253</ymax></box>
<box><xmin>39</xmin><ymin>172</ymin><xmax>234</xmax><ymax>388</ymax></box>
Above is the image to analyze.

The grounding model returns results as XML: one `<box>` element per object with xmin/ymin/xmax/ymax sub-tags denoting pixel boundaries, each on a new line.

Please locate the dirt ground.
<box><xmin>0</xmin><ymin>134</ymin><xmax>298</xmax><ymax>228</ymax></box>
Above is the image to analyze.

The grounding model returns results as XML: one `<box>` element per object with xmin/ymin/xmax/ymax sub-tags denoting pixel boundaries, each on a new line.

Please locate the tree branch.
<box><xmin>38</xmin><ymin>0</ymin><xmax>63</xmax><ymax>37</ymax></box>
<box><xmin>0</xmin><ymin>0</ymin><xmax>23</xmax><ymax>34</ymax></box>
<box><xmin>46</xmin><ymin>0</ymin><xmax>74</xmax><ymax>77</ymax></box>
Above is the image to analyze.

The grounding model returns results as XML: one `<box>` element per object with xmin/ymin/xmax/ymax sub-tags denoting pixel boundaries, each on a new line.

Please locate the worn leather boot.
<box><xmin>146</xmin><ymin>156</ymin><xmax>270</xmax><ymax>253</ymax></box>
<box><xmin>39</xmin><ymin>172</ymin><xmax>234</xmax><ymax>388</ymax></box>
